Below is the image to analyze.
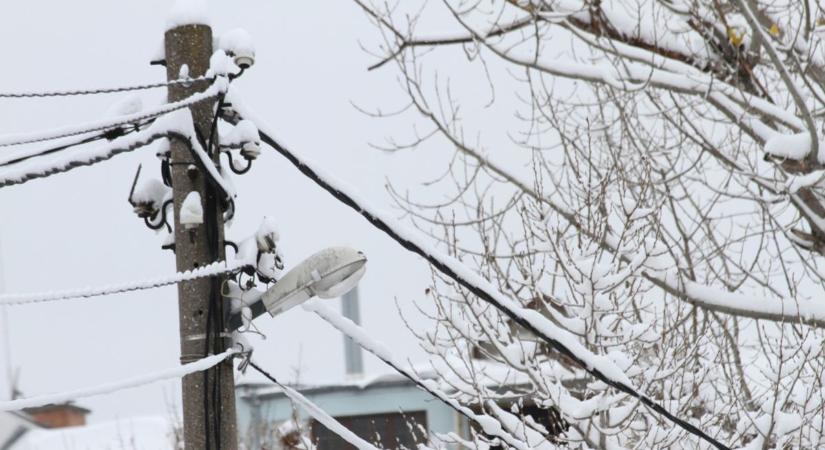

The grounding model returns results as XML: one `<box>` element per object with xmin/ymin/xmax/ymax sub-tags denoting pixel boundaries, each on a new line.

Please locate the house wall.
<box><xmin>236</xmin><ymin>384</ymin><xmax>459</xmax><ymax>445</ymax></box>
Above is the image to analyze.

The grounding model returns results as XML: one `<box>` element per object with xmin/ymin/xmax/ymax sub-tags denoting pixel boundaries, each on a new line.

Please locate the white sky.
<box><xmin>0</xmin><ymin>0</ymin><xmax>453</xmax><ymax>422</ymax></box>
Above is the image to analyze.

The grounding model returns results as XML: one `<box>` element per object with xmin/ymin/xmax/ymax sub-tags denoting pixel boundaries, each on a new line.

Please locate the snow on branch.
<box><xmin>360</xmin><ymin>1</ymin><xmax>802</xmax><ymax>137</ymax></box>
<box><xmin>383</xmin><ymin>65</ymin><xmax>825</xmax><ymax>329</ymax></box>
<box><xmin>231</xmin><ymin>99</ymin><xmax>730</xmax><ymax>450</ymax></box>
<box><xmin>0</xmin><ymin>257</ymin><xmax>251</xmax><ymax>306</ymax></box>
<box><xmin>0</xmin><ymin>349</ymin><xmax>236</xmax><ymax>411</ymax></box>
<box><xmin>764</xmin><ymin>132</ymin><xmax>825</xmax><ymax>164</ymax></box>
<box><xmin>0</xmin><ymin>77</ymin><xmax>226</xmax><ymax>148</ymax></box>
<box><xmin>443</xmin><ymin>12</ymin><xmax>800</xmax><ymax>141</ymax></box>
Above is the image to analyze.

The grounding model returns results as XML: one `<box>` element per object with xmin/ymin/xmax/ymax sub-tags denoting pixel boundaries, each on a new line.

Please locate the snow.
<box><xmin>206</xmin><ymin>50</ymin><xmax>238</xmax><ymax>78</ymax></box>
<box><xmin>165</xmin><ymin>0</ymin><xmax>210</xmax><ymax>30</ymax></box>
<box><xmin>256</xmin><ymin>251</ymin><xmax>282</xmax><ymax>280</ymax></box>
<box><xmin>179</xmin><ymin>191</ymin><xmax>203</xmax><ymax>228</ymax></box>
<box><xmin>255</xmin><ymin>216</ymin><xmax>280</xmax><ymax>252</ymax></box>
<box><xmin>235</xmin><ymin>236</ymin><xmax>258</xmax><ymax>266</ymax></box>
<box><xmin>270</xmin><ymin>375</ymin><xmax>380</xmax><ymax>450</ymax></box>
<box><xmin>786</xmin><ymin>170</ymin><xmax>825</xmax><ymax>194</ymax></box>
<box><xmin>765</xmin><ymin>132</ymin><xmax>825</xmax><ymax>163</ymax></box>
<box><xmin>234</xmin><ymin>95</ymin><xmax>635</xmax><ymax>383</ymax></box>
<box><xmin>176</xmin><ymin>108</ymin><xmax>237</xmax><ymax>198</ymax></box>
<box><xmin>0</xmin><ymin>258</ymin><xmax>249</xmax><ymax>306</ymax></box>
<box><xmin>486</xmin><ymin>402</ymin><xmax>557</xmax><ymax>450</ymax></box>
<box><xmin>304</xmin><ymin>300</ymin><xmax>539</xmax><ymax>450</ymax></box>
<box><xmin>653</xmin><ymin>270</ymin><xmax>825</xmax><ymax>327</ymax></box>
<box><xmin>105</xmin><ymin>94</ymin><xmax>143</xmax><ymax>118</ymax></box>
<box><xmin>0</xmin><ymin>75</ymin><xmax>227</xmax><ymax>148</ymax></box>
<box><xmin>222</xmin><ymin>119</ymin><xmax>259</xmax><ymax>148</ymax></box>
<box><xmin>231</xmin><ymin>92</ymin><xmax>754</xmax><ymax>450</ymax></box>
<box><xmin>131</xmin><ymin>177</ymin><xmax>170</xmax><ymax>209</ymax></box>
<box><xmin>219</xmin><ymin>28</ymin><xmax>255</xmax><ymax>58</ymax></box>
<box><xmin>304</xmin><ymin>300</ymin><xmax>393</xmax><ymax>361</ymax></box>
<box><xmin>0</xmin><ymin>116</ymin><xmax>172</xmax><ymax>188</ymax></box>
<box><xmin>0</xmin><ymin>349</ymin><xmax>235</xmax><ymax>411</ymax></box>
<box><xmin>11</xmin><ymin>416</ymin><xmax>175</xmax><ymax>450</ymax></box>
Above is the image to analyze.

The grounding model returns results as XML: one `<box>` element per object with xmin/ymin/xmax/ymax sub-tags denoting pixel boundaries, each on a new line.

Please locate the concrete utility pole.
<box><xmin>165</xmin><ymin>23</ymin><xmax>238</xmax><ymax>450</ymax></box>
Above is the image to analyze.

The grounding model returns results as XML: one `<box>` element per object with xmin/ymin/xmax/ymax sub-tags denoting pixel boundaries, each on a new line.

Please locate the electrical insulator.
<box><xmin>233</xmin><ymin>52</ymin><xmax>255</xmax><ymax>69</ymax></box>
<box><xmin>133</xmin><ymin>202</ymin><xmax>159</xmax><ymax>219</ymax></box>
<box><xmin>241</xmin><ymin>141</ymin><xmax>261</xmax><ymax>160</ymax></box>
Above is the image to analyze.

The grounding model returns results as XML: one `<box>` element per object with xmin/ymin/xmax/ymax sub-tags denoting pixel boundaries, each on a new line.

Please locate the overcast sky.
<box><xmin>0</xmin><ymin>0</ymin><xmax>456</xmax><ymax>422</ymax></box>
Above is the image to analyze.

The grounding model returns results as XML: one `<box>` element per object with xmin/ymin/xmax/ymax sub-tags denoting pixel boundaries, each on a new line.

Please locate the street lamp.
<box><xmin>227</xmin><ymin>246</ymin><xmax>367</xmax><ymax>330</ymax></box>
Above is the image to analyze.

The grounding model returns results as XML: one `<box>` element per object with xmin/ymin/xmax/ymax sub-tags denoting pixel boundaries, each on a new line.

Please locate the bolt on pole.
<box><xmin>165</xmin><ymin>23</ymin><xmax>239</xmax><ymax>450</ymax></box>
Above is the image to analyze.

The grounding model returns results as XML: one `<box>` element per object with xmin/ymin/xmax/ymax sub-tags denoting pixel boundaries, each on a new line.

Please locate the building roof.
<box><xmin>237</xmin><ymin>369</ymin><xmax>432</xmax><ymax>400</ymax></box>
<box><xmin>21</xmin><ymin>403</ymin><xmax>90</xmax><ymax>416</ymax></box>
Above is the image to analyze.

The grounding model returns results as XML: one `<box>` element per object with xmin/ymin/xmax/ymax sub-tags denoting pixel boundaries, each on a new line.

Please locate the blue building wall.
<box><xmin>236</xmin><ymin>381</ymin><xmax>463</xmax><ymax>444</ymax></box>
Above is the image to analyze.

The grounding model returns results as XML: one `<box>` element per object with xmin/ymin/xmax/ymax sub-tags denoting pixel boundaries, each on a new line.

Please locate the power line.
<box><xmin>0</xmin><ymin>77</ymin><xmax>211</xmax><ymax>99</ymax></box>
<box><xmin>231</xmin><ymin>104</ymin><xmax>731</xmax><ymax>450</ymax></box>
<box><xmin>0</xmin><ymin>122</ymin><xmax>155</xmax><ymax>169</ymax></box>
<box><xmin>247</xmin><ymin>360</ymin><xmax>381</xmax><ymax>450</ymax></box>
<box><xmin>0</xmin><ymin>78</ymin><xmax>225</xmax><ymax>148</ymax></box>
<box><xmin>0</xmin><ymin>129</ymin><xmax>170</xmax><ymax>188</ymax></box>
<box><xmin>0</xmin><ymin>349</ymin><xmax>236</xmax><ymax>412</ymax></box>
<box><xmin>306</xmin><ymin>300</ymin><xmax>560</xmax><ymax>450</ymax></box>
<box><xmin>0</xmin><ymin>258</ymin><xmax>250</xmax><ymax>306</ymax></box>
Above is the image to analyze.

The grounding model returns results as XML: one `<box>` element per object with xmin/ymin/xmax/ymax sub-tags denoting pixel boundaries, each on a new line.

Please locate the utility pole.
<box><xmin>165</xmin><ymin>23</ymin><xmax>238</xmax><ymax>450</ymax></box>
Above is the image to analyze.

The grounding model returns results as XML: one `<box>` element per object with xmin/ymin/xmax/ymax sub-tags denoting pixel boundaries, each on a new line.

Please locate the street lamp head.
<box><xmin>261</xmin><ymin>247</ymin><xmax>367</xmax><ymax>317</ymax></box>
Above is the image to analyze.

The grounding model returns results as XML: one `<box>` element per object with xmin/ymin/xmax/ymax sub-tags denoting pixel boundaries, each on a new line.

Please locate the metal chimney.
<box><xmin>341</xmin><ymin>286</ymin><xmax>364</xmax><ymax>378</ymax></box>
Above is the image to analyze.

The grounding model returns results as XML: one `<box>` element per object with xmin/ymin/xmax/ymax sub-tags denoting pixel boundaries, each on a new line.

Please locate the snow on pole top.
<box><xmin>166</xmin><ymin>0</ymin><xmax>211</xmax><ymax>30</ymax></box>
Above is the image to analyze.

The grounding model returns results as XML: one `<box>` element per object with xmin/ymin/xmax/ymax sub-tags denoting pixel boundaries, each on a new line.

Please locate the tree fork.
<box><xmin>165</xmin><ymin>23</ymin><xmax>238</xmax><ymax>450</ymax></box>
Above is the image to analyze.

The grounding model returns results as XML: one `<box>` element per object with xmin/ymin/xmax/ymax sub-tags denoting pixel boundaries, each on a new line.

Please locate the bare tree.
<box><xmin>353</xmin><ymin>0</ymin><xmax>825</xmax><ymax>448</ymax></box>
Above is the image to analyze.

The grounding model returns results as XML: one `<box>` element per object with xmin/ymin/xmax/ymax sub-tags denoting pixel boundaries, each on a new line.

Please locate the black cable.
<box><xmin>0</xmin><ymin>134</ymin><xmax>107</xmax><ymax>167</ymax></box>
<box><xmin>0</xmin><ymin>131</ymin><xmax>179</xmax><ymax>189</ymax></box>
<box><xmin>0</xmin><ymin>83</ymin><xmax>218</xmax><ymax>148</ymax></box>
<box><xmin>0</xmin><ymin>77</ymin><xmax>211</xmax><ymax>99</ymax></box>
<box><xmin>255</xmin><ymin>129</ymin><xmax>732</xmax><ymax>450</ymax></box>
<box><xmin>310</xmin><ymin>309</ymin><xmax>562</xmax><ymax>447</ymax></box>
<box><xmin>203</xmin><ymin>96</ymin><xmax>226</xmax><ymax>450</ymax></box>
<box><xmin>0</xmin><ymin>119</ymin><xmax>154</xmax><ymax>169</ymax></box>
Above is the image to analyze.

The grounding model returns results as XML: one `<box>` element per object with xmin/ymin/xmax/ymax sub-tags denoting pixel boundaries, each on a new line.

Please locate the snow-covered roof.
<box><xmin>238</xmin><ymin>365</ymin><xmax>439</xmax><ymax>399</ymax></box>
<box><xmin>10</xmin><ymin>416</ymin><xmax>175</xmax><ymax>450</ymax></box>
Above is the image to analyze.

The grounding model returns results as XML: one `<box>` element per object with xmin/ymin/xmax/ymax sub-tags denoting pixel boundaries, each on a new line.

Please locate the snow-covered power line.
<box><xmin>0</xmin><ymin>108</ymin><xmax>233</xmax><ymax>192</ymax></box>
<box><xmin>247</xmin><ymin>360</ymin><xmax>380</xmax><ymax>450</ymax></box>
<box><xmin>0</xmin><ymin>77</ymin><xmax>227</xmax><ymax>148</ymax></box>
<box><xmin>0</xmin><ymin>129</ymin><xmax>171</xmax><ymax>188</ymax></box>
<box><xmin>305</xmin><ymin>299</ymin><xmax>555</xmax><ymax>450</ymax></box>
<box><xmin>0</xmin><ymin>76</ymin><xmax>211</xmax><ymax>99</ymax></box>
<box><xmin>0</xmin><ymin>130</ymin><xmax>115</xmax><ymax>168</ymax></box>
<box><xmin>0</xmin><ymin>258</ymin><xmax>250</xmax><ymax>306</ymax></box>
<box><xmin>230</xmin><ymin>100</ymin><xmax>731</xmax><ymax>450</ymax></box>
<box><xmin>0</xmin><ymin>348</ymin><xmax>236</xmax><ymax>411</ymax></box>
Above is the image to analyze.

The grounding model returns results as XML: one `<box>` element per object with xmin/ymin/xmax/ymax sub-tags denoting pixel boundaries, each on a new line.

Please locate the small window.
<box><xmin>311</xmin><ymin>411</ymin><xmax>428</xmax><ymax>450</ymax></box>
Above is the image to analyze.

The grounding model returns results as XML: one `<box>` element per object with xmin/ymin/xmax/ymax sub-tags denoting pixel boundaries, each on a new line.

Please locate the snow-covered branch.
<box><xmin>231</xmin><ymin>99</ymin><xmax>730</xmax><ymax>450</ymax></box>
